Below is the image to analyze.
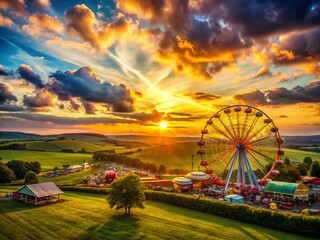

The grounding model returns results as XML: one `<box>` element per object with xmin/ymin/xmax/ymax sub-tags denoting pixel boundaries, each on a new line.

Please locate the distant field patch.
<box><xmin>0</xmin><ymin>150</ymin><xmax>93</xmax><ymax>171</ymax></box>
<box><xmin>283</xmin><ymin>148</ymin><xmax>320</xmax><ymax>162</ymax></box>
<box><xmin>0</xmin><ymin>190</ymin><xmax>313</xmax><ymax>240</ymax></box>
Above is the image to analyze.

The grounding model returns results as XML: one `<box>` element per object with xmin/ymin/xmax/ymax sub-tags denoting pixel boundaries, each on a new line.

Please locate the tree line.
<box><xmin>93</xmin><ymin>152</ymin><xmax>188</xmax><ymax>175</ymax></box>
<box><xmin>0</xmin><ymin>160</ymin><xmax>41</xmax><ymax>183</ymax></box>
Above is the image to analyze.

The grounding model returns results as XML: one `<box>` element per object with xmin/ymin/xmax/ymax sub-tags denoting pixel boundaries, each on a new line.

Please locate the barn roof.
<box><xmin>18</xmin><ymin>182</ymin><xmax>64</xmax><ymax>198</ymax></box>
<box><xmin>264</xmin><ymin>181</ymin><xmax>298</xmax><ymax>195</ymax></box>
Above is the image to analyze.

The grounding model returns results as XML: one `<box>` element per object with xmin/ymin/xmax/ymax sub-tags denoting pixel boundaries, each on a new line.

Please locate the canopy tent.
<box><xmin>16</xmin><ymin>182</ymin><xmax>64</xmax><ymax>205</ymax></box>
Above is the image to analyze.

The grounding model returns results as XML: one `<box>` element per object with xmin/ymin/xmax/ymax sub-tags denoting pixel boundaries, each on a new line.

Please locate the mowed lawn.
<box><xmin>0</xmin><ymin>150</ymin><xmax>93</xmax><ymax>171</ymax></box>
<box><xmin>0</xmin><ymin>191</ymin><xmax>315</xmax><ymax>240</ymax></box>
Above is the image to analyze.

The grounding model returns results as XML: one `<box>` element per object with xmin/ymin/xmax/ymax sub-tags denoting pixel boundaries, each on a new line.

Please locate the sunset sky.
<box><xmin>0</xmin><ymin>0</ymin><xmax>319</xmax><ymax>136</ymax></box>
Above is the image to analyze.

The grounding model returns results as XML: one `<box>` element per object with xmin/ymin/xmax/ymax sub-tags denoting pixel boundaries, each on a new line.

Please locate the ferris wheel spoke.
<box><xmin>218</xmin><ymin>118</ymin><xmax>236</xmax><ymax>141</ymax></box>
<box><xmin>246</xmin><ymin>147</ymin><xmax>275</xmax><ymax>163</ymax></box>
<box><xmin>244</xmin><ymin>149</ymin><xmax>268</xmax><ymax>176</ymax></box>
<box><xmin>240</xmin><ymin>114</ymin><xmax>249</xmax><ymax>141</ymax></box>
<box><xmin>218</xmin><ymin>150</ymin><xmax>237</xmax><ymax>178</ymax></box>
<box><xmin>243</xmin><ymin>123</ymin><xmax>271</xmax><ymax>145</ymax></box>
<box><xmin>228</xmin><ymin>114</ymin><xmax>238</xmax><ymax>141</ymax></box>
<box><xmin>246</xmin><ymin>136</ymin><xmax>270</xmax><ymax>146</ymax></box>
<box><xmin>208</xmin><ymin>146</ymin><xmax>234</xmax><ymax>165</ymax></box>
<box><xmin>243</xmin><ymin>117</ymin><xmax>258</xmax><ymax>143</ymax></box>
<box><xmin>210</xmin><ymin>124</ymin><xmax>234</xmax><ymax>142</ymax></box>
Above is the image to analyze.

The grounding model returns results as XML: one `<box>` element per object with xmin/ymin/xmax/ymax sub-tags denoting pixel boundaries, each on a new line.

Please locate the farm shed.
<box><xmin>15</xmin><ymin>182</ymin><xmax>64</xmax><ymax>205</ymax></box>
<box><xmin>263</xmin><ymin>181</ymin><xmax>309</xmax><ymax>201</ymax></box>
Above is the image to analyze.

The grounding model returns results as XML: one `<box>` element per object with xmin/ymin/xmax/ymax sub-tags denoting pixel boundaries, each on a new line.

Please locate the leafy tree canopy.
<box><xmin>106</xmin><ymin>173</ymin><xmax>145</xmax><ymax>215</ymax></box>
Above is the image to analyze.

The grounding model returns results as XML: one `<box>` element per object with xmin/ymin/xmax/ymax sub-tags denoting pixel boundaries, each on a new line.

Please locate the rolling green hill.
<box><xmin>0</xmin><ymin>190</ymin><xmax>313</xmax><ymax>240</ymax></box>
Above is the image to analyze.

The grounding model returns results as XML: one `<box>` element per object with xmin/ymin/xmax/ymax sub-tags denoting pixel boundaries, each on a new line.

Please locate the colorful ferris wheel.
<box><xmin>197</xmin><ymin>105</ymin><xmax>284</xmax><ymax>192</ymax></box>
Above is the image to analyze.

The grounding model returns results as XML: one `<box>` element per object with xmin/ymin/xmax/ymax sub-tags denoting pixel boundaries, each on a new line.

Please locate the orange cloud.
<box><xmin>271</xmin><ymin>43</ymin><xmax>295</xmax><ymax>61</ymax></box>
<box><xmin>254</xmin><ymin>66</ymin><xmax>271</xmax><ymax>78</ymax></box>
<box><xmin>64</xmin><ymin>5</ymin><xmax>138</xmax><ymax>50</ymax></box>
<box><xmin>0</xmin><ymin>15</ymin><xmax>13</xmax><ymax>27</ymax></box>
<box><xmin>22</xmin><ymin>13</ymin><xmax>63</xmax><ymax>37</ymax></box>
<box><xmin>0</xmin><ymin>0</ymin><xmax>28</xmax><ymax>17</ymax></box>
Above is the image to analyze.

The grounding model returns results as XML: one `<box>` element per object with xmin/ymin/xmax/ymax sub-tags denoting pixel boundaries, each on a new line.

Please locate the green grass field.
<box><xmin>0</xmin><ymin>150</ymin><xmax>93</xmax><ymax>171</ymax></box>
<box><xmin>0</xmin><ymin>190</ymin><xmax>315</xmax><ymax>240</ymax></box>
<box><xmin>283</xmin><ymin>148</ymin><xmax>320</xmax><ymax>163</ymax></box>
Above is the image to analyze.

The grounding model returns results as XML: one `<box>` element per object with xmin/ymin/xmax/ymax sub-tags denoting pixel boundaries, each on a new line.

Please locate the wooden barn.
<box><xmin>14</xmin><ymin>182</ymin><xmax>64</xmax><ymax>205</ymax></box>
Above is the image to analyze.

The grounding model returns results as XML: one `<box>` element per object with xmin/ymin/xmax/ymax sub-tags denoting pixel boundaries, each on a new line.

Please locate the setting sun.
<box><xmin>159</xmin><ymin>121</ymin><xmax>167</xmax><ymax>129</ymax></box>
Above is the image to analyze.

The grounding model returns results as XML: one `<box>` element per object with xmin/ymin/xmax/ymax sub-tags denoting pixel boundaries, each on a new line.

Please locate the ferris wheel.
<box><xmin>197</xmin><ymin>105</ymin><xmax>284</xmax><ymax>192</ymax></box>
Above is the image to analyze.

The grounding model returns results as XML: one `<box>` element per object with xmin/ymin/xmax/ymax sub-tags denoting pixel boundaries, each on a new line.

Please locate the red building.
<box><xmin>301</xmin><ymin>176</ymin><xmax>320</xmax><ymax>186</ymax></box>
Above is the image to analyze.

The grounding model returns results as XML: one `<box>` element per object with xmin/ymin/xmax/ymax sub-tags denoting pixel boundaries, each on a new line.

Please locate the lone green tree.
<box><xmin>106</xmin><ymin>173</ymin><xmax>145</xmax><ymax>215</ymax></box>
<box><xmin>310</xmin><ymin>161</ymin><xmax>320</xmax><ymax>177</ymax></box>
<box><xmin>158</xmin><ymin>164</ymin><xmax>167</xmax><ymax>174</ymax></box>
<box><xmin>24</xmin><ymin>171</ymin><xmax>39</xmax><ymax>184</ymax></box>
<box><xmin>303</xmin><ymin>157</ymin><xmax>313</xmax><ymax>170</ymax></box>
<box><xmin>0</xmin><ymin>165</ymin><xmax>16</xmax><ymax>183</ymax></box>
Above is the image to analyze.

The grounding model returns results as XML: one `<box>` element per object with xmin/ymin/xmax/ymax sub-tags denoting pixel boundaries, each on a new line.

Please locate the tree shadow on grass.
<box><xmin>0</xmin><ymin>199</ymin><xmax>69</xmax><ymax>213</ymax></box>
<box><xmin>75</xmin><ymin>214</ymin><xmax>141</xmax><ymax>240</ymax></box>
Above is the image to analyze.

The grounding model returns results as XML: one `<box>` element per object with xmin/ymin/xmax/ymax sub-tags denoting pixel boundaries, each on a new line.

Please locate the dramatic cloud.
<box><xmin>200</xmin><ymin>0</ymin><xmax>320</xmax><ymax>38</ymax></box>
<box><xmin>18</xmin><ymin>64</ymin><xmax>45</xmax><ymax>88</ymax></box>
<box><xmin>0</xmin><ymin>104</ymin><xmax>24</xmax><ymax>111</ymax></box>
<box><xmin>188</xmin><ymin>92</ymin><xmax>221</xmax><ymax>101</ymax></box>
<box><xmin>0</xmin><ymin>15</ymin><xmax>13</xmax><ymax>26</ymax></box>
<box><xmin>0</xmin><ymin>82</ymin><xmax>17</xmax><ymax>104</ymax></box>
<box><xmin>30</xmin><ymin>0</ymin><xmax>50</xmax><ymax>11</ymax></box>
<box><xmin>235</xmin><ymin>81</ymin><xmax>320</xmax><ymax>105</ymax></box>
<box><xmin>48</xmin><ymin>66</ymin><xmax>135</xmax><ymax>112</ymax></box>
<box><xmin>22</xmin><ymin>13</ymin><xmax>63</xmax><ymax>37</ymax></box>
<box><xmin>0</xmin><ymin>0</ymin><xmax>28</xmax><ymax>17</ymax></box>
<box><xmin>267</xmin><ymin>81</ymin><xmax>320</xmax><ymax>104</ymax></box>
<box><xmin>273</xmin><ymin>27</ymin><xmax>320</xmax><ymax>64</ymax></box>
<box><xmin>234</xmin><ymin>90</ymin><xmax>268</xmax><ymax>105</ymax></box>
<box><xmin>23</xmin><ymin>89</ymin><xmax>55</xmax><ymax>109</ymax></box>
<box><xmin>64</xmin><ymin>4</ymin><xmax>135</xmax><ymax>50</ymax></box>
<box><xmin>1</xmin><ymin>113</ymin><xmax>136</xmax><ymax>125</ymax></box>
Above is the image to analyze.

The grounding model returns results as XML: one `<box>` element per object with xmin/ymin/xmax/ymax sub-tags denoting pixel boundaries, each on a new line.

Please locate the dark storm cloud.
<box><xmin>234</xmin><ymin>81</ymin><xmax>320</xmax><ymax>105</ymax></box>
<box><xmin>48</xmin><ymin>66</ymin><xmax>135</xmax><ymax>112</ymax></box>
<box><xmin>1</xmin><ymin>113</ymin><xmax>136</xmax><ymax>125</ymax></box>
<box><xmin>201</xmin><ymin>0</ymin><xmax>320</xmax><ymax>38</ymax></box>
<box><xmin>188</xmin><ymin>92</ymin><xmax>221</xmax><ymax>101</ymax></box>
<box><xmin>274</xmin><ymin>27</ymin><xmax>320</xmax><ymax>64</ymax></box>
<box><xmin>18</xmin><ymin>64</ymin><xmax>45</xmax><ymax>88</ymax></box>
<box><xmin>0</xmin><ymin>82</ymin><xmax>17</xmax><ymax>104</ymax></box>
<box><xmin>0</xmin><ymin>66</ymin><xmax>15</xmax><ymax>77</ymax></box>
<box><xmin>0</xmin><ymin>104</ymin><xmax>24</xmax><ymax>111</ymax></box>
<box><xmin>266</xmin><ymin>82</ymin><xmax>320</xmax><ymax>104</ymax></box>
<box><xmin>234</xmin><ymin>90</ymin><xmax>268</xmax><ymax>105</ymax></box>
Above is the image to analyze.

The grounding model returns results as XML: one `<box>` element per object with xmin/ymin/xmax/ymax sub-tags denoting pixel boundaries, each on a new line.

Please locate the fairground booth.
<box><xmin>263</xmin><ymin>181</ymin><xmax>309</xmax><ymax>201</ymax></box>
<box><xmin>185</xmin><ymin>171</ymin><xmax>210</xmax><ymax>191</ymax></box>
<box><xmin>14</xmin><ymin>182</ymin><xmax>64</xmax><ymax>205</ymax></box>
<box><xmin>173</xmin><ymin>177</ymin><xmax>193</xmax><ymax>192</ymax></box>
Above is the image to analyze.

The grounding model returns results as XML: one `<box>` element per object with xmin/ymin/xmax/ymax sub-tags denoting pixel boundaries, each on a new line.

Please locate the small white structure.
<box><xmin>173</xmin><ymin>177</ymin><xmax>193</xmax><ymax>192</ymax></box>
<box><xmin>185</xmin><ymin>171</ymin><xmax>210</xmax><ymax>191</ymax></box>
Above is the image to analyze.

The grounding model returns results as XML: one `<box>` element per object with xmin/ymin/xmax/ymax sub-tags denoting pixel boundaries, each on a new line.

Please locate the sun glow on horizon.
<box><xmin>159</xmin><ymin>121</ymin><xmax>167</xmax><ymax>129</ymax></box>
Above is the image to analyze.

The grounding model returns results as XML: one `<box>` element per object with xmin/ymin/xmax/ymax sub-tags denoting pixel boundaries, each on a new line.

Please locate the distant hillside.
<box><xmin>0</xmin><ymin>131</ymin><xmax>41</xmax><ymax>139</ymax></box>
<box><xmin>47</xmin><ymin>133</ymin><xmax>150</xmax><ymax>148</ymax></box>
<box><xmin>282</xmin><ymin>135</ymin><xmax>320</xmax><ymax>147</ymax></box>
